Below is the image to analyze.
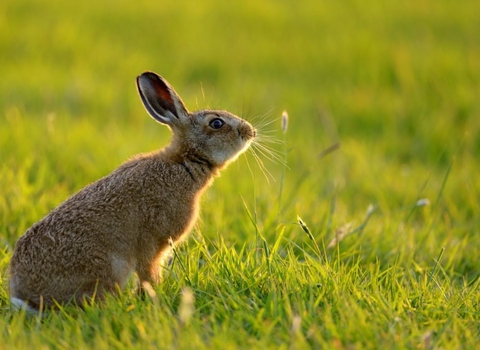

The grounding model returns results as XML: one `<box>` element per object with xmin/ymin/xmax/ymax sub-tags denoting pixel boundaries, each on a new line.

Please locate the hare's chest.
<box><xmin>168</xmin><ymin>196</ymin><xmax>200</xmax><ymax>238</ymax></box>
<box><xmin>145</xmin><ymin>191</ymin><xmax>199</xmax><ymax>239</ymax></box>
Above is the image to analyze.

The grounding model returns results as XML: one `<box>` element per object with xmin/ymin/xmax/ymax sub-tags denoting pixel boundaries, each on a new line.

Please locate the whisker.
<box><xmin>248</xmin><ymin>107</ymin><xmax>276</xmax><ymax>124</ymax></box>
<box><xmin>249</xmin><ymin>149</ymin><xmax>268</xmax><ymax>183</ymax></box>
<box><xmin>252</xmin><ymin>142</ymin><xmax>282</xmax><ymax>161</ymax></box>
<box><xmin>245</xmin><ymin>147</ymin><xmax>257</xmax><ymax>181</ymax></box>
<box><xmin>245</xmin><ymin>110</ymin><xmax>291</xmax><ymax>183</ymax></box>
<box><xmin>255</xmin><ymin>130</ymin><xmax>277</xmax><ymax>136</ymax></box>
<box><xmin>253</xmin><ymin>117</ymin><xmax>281</xmax><ymax>130</ymax></box>
<box><xmin>249</xmin><ymin>148</ymin><xmax>275</xmax><ymax>183</ymax></box>
<box><xmin>256</xmin><ymin>134</ymin><xmax>288</xmax><ymax>145</ymax></box>
<box><xmin>253</xmin><ymin>139</ymin><xmax>285</xmax><ymax>158</ymax></box>
<box><xmin>252</xmin><ymin>143</ymin><xmax>287</xmax><ymax>167</ymax></box>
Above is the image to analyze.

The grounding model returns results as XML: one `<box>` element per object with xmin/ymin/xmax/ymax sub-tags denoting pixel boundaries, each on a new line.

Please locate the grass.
<box><xmin>1</xmin><ymin>0</ymin><xmax>479</xmax><ymax>348</ymax></box>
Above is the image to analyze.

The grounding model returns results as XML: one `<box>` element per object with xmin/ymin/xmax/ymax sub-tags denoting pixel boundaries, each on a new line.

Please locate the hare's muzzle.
<box><xmin>240</xmin><ymin>122</ymin><xmax>256</xmax><ymax>141</ymax></box>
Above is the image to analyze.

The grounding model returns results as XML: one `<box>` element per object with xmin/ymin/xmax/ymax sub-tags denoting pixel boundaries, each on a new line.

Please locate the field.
<box><xmin>1</xmin><ymin>0</ymin><xmax>479</xmax><ymax>348</ymax></box>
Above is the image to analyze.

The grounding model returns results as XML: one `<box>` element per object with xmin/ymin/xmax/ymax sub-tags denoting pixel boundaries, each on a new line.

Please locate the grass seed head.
<box><xmin>281</xmin><ymin>110</ymin><xmax>289</xmax><ymax>133</ymax></box>
<box><xmin>178</xmin><ymin>287</ymin><xmax>195</xmax><ymax>326</ymax></box>
<box><xmin>416</xmin><ymin>198</ymin><xmax>430</xmax><ymax>207</ymax></box>
<box><xmin>297</xmin><ymin>215</ymin><xmax>315</xmax><ymax>241</ymax></box>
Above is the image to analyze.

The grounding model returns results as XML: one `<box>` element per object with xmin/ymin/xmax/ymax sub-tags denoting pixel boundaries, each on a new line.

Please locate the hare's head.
<box><xmin>137</xmin><ymin>72</ymin><xmax>256</xmax><ymax>170</ymax></box>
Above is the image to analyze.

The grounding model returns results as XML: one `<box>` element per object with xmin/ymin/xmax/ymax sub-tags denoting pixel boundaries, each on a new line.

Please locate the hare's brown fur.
<box><xmin>9</xmin><ymin>72</ymin><xmax>255</xmax><ymax>310</ymax></box>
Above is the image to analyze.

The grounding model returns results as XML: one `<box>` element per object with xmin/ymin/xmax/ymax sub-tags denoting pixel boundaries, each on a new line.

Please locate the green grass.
<box><xmin>1</xmin><ymin>0</ymin><xmax>479</xmax><ymax>348</ymax></box>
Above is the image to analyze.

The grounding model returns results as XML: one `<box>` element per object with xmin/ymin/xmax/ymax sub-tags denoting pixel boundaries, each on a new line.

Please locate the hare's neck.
<box><xmin>160</xmin><ymin>145</ymin><xmax>218</xmax><ymax>186</ymax></box>
<box><xmin>181</xmin><ymin>155</ymin><xmax>219</xmax><ymax>184</ymax></box>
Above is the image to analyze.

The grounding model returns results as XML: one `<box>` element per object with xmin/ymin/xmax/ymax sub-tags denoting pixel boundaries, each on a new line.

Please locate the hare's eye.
<box><xmin>209</xmin><ymin>118</ymin><xmax>225</xmax><ymax>130</ymax></box>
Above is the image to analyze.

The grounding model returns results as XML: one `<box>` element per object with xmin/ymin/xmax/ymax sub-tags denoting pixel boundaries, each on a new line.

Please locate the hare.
<box><xmin>9</xmin><ymin>71</ymin><xmax>256</xmax><ymax>311</ymax></box>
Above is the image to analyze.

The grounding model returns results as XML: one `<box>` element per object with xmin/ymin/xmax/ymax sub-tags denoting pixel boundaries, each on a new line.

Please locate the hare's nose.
<box><xmin>239</xmin><ymin>127</ymin><xmax>256</xmax><ymax>139</ymax></box>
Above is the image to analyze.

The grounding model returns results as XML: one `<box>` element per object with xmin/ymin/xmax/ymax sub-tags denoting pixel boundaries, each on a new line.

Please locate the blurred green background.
<box><xmin>1</xmin><ymin>0</ymin><xmax>480</xmax><ymax>347</ymax></box>
<box><xmin>1</xmin><ymin>0</ymin><xmax>479</xmax><ymax>270</ymax></box>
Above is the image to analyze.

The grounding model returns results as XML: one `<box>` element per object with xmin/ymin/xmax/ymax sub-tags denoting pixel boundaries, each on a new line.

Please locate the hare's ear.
<box><xmin>136</xmin><ymin>72</ymin><xmax>189</xmax><ymax>125</ymax></box>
